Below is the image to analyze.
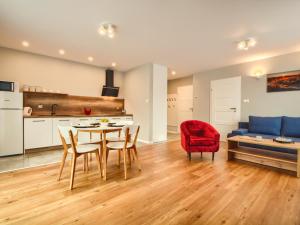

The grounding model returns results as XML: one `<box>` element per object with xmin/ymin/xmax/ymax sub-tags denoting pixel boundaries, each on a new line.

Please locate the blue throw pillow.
<box><xmin>248</xmin><ymin>116</ymin><xmax>282</xmax><ymax>136</ymax></box>
<box><xmin>282</xmin><ymin>117</ymin><xmax>300</xmax><ymax>137</ymax></box>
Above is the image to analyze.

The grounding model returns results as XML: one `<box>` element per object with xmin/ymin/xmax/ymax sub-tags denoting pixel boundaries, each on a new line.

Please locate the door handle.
<box><xmin>230</xmin><ymin>107</ymin><xmax>237</xmax><ymax>112</ymax></box>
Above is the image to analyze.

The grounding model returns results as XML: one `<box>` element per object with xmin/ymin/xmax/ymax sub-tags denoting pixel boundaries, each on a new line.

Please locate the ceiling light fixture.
<box><xmin>237</xmin><ymin>38</ymin><xmax>256</xmax><ymax>50</ymax></box>
<box><xmin>59</xmin><ymin>49</ymin><xmax>65</xmax><ymax>55</ymax></box>
<box><xmin>98</xmin><ymin>23</ymin><xmax>116</xmax><ymax>39</ymax></box>
<box><xmin>111</xmin><ymin>62</ymin><xmax>117</xmax><ymax>67</ymax></box>
<box><xmin>22</xmin><ymin>41</ymin><xmax>29</xmax><ymax>47</ymax></box>
<box><xmin>88</xmin><ymin>56</ymin><xmax>94</xmax><ymax>62</ymax></box>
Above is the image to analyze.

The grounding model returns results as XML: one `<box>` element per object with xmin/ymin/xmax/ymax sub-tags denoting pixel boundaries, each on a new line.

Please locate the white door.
<box><xmin>210</xmin><ymin>76</ymin><xmax>241</xmax><ymax>141</ymax></box>
<box><xmin>177</xmin><ymin>85</ymin><xmax>193</xmax><ymax>130</ymax></box>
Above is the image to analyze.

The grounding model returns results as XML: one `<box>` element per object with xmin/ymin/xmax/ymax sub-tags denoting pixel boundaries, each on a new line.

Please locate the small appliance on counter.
<box><xmin>0</xmin><ymin>81</ymin><xmax>19</xmax><ymax>92</ymax></box>
<box><xmin>23</xmin><ymin>107</ymin><xmax>33</xmax><ymax>116</ymax></box>
<box><xmin>0</xmin><ymin>91</ymin><xmax>23</xmax><ymax>156</ymax></box>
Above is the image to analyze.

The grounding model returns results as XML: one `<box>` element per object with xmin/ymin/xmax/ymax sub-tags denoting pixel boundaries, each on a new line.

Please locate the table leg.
<box><xmin>297</xmin><ymin>149</ymin><xmax>300</xmax><ymax>178</ymax></box>
<box><xmin>103</xmin><ymin>132</ymin><xmax>107</xmax><ymax>181</ymax></box>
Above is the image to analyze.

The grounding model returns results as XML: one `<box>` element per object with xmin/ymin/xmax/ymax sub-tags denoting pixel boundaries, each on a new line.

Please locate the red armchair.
<box><xmin>180</xmin><ymin>120</ymin><xmax>220</xmax><ymax>161</ymax></box>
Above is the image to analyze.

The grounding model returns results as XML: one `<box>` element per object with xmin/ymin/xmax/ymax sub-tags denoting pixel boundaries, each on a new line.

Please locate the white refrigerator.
<box><xmin>0</xmin><ymin>92</ymin><xmax>23</xmax><ymax>156</ymax></box>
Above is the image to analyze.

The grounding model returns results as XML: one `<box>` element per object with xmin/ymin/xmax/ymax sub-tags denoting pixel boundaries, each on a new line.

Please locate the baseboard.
<box><xmin>137</xmin><ymin>139</ymin><xmax>153</xmax><ymax>144</ymax></box>
<box><xmin>167</xmin><ymin>130</ymin><xmax>179</xmax><ymax>134</ymax></box>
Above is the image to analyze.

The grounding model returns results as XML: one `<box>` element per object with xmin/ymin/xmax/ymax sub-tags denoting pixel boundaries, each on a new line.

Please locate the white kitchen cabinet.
<box><xmin>73</xmin><ymin>117</ymin><xmax>94</xmax><ymax>143</ymax></box>
<box><xmin>24</xmin><ymin>118</ymin><xmax>53</xmax><ymax>149</ymax></box>
<box><xmin>52</xmin><ymin>117</ymin><xmax>75</xmax><ymax>146</ymax></box>
<box><xmin>24</xmin><ymin>116</ymin><xmax>133</xmax><ymax>149</ymax></box>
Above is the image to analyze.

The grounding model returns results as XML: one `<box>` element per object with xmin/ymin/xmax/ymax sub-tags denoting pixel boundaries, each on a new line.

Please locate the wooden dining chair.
<box><xmin>106</xmin><ymin>125</ymin><xmax>141</xmax><ymax>180</ymax></box>
<box><xmin>57</xmin><ymin>126</ymin><xmax>102</xmax><ymax>190</ymax></box>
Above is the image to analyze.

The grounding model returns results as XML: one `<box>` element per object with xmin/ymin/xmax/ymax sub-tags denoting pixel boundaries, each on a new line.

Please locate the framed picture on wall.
<box><xmin>267</xmin><ymin>70</ymin><xmax>300</xmax><ymax>92</ymax></box>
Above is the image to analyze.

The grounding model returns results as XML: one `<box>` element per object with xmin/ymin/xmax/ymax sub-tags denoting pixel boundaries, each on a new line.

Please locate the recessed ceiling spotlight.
<box><xmin>171</xmin><ymin>71</ymin><xmax>176</xmax><ymax>75</ymax></box>
<box><xmin>88</xmin><ymin>56</ymin><xmax>94</xmax><ymax>62</ymax></box>
<box><xmin>22</xmin><ymin>41</ymin><xmax>29</xmax><ymax>47</ymax></box>
<box><xmin>112</xmin><ymin>62</ymin><xmax>117</xmax><ymax>67</ymax></box>
<box><xmin>98</xmin><ymin>23</ymin><xmax>116</xmax><ymax>39</ymax></box>
<box><xmin>59</xmin><ymin>49</ymin><xmax>65</xmax><ymax>55</ymax></box>
<box><xmin>237</xmin><ymin>38</ymin><xmax>256</xmax><ymax>50</ymax></box>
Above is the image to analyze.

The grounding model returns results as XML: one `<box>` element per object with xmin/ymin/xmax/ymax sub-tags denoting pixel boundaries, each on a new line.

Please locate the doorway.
<box><xmin>210</xmin><ymin>76</ymin><xmax>241</xmax><ymax>141</ymax></box>
<box><xmin>167</xmin><ymin>84</ymin><xmax>193</xmax><ymax>140</ymax></box>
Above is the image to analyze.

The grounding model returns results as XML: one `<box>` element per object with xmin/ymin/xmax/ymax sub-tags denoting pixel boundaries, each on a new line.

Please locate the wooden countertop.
<box><xmin>24</xmin><ymin>114</ymin><xmax>133</xmax><ymax>118</ymax></box>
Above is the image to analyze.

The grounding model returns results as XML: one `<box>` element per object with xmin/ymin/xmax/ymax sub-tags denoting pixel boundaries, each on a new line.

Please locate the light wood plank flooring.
<box><xmin>0</xmin><ymin>140</ymin><xmax>300</xmax><ymax>225</ymax></box>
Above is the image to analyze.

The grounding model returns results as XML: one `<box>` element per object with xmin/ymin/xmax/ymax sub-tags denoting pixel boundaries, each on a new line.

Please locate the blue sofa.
<box><xmin>227</xmin><ymin>116</ymin><xmax>300</xmax><ymax>154</ymax></box>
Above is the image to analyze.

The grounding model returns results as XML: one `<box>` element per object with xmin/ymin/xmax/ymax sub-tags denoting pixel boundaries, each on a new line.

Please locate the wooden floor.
<box><xmin>1</xmin><ymin>140</ymin><xmax>300</xmax><ymax>225</ymax></box>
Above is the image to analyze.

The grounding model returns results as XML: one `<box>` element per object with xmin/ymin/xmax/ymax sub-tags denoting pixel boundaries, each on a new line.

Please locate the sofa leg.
<box><xmin>187</xmin><ymin>152</ymin><xmax>191</xmax><ymax>161</ymax></box>
<box><xmin>212</xmin><ymin>152</ymin><xmax>215</xmax><ymax>161</ymax></box>
<box><xmin>201</xmin><ymin>152</ymin><xmax>203</xmax><ymax>158</ymax></box>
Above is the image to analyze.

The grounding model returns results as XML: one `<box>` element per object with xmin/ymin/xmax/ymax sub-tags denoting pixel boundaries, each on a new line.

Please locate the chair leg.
<box><xmin>70</xmin><ymin>155</ymin><xmax>77</xmax><ymax>190</ymax></box>
<box><xmin>83</xmin><ymin>155</ymin><xmax>86</xmax><ymax>172</ymax></box>
<box><xmin>123</xmin><ymin>148</ymin><xmax>127</xmax><ymax>180</ymax></box>
<box><xmin>57</xmin><ymin>151</ymin><xmax>68</xmax><ymax>181</ymax></box>
<box><xmin>131</xmin><ymin>149</ymin><xmax>135</xmax><ymax>161</ymax></box>
<box><xmin>132</xmin><ymin>146</ymin><xmax>141</xmax><ymax>171</ymax></box>
<box><xmin>187</xmin><ymin>152</ymin><xmax>191</xmax><ymax>161</ymax></box>
<box><xmin>118</xmin><ymin>150</ymin><xmax>121</xmax><ymax>167</ymax></box>
<box><xmin>212</xmin><ymin>152</ymin><xmax>215</xmax><ymax>161</ymax></box>
<box><xmin>127</xmin><ymin>149</ymin><xmax>132</xmax><ymax>167</ymax></box>
<box><xmin>106</xmin><ymin>149</ymin><xmax>110</xmax><ymax>163</ymax></box>
<box><xmin>95</xmin><ymin>151</ymin><xmax>102</xmax><ymax>177</ymax></box>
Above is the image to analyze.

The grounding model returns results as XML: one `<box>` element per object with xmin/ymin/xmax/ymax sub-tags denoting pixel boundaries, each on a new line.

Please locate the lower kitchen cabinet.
<box><xmin>24</xmin><ymin>116</ymin><xmax>133</xmax><ymax>150</ymax></box>
<box><xmin>52</xmin><ymin>117</ymin><xmax>74</xmax><ymax>146</ymax></box>
<box><xmin>24</xmin><ymin>118</ymin><xmax>53</xmax><ymax>149</ymax></box>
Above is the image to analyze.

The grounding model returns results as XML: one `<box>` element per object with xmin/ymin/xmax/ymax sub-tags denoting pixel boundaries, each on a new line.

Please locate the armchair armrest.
<box><xmin>239</xmin><ymin>122</ymin><xmax>249</xmax><ymax>129</ymax></box>
<box><xmin>232</xmin><ymin>128</ymin><xmax>248</xmax><ymax>135</ymax></box>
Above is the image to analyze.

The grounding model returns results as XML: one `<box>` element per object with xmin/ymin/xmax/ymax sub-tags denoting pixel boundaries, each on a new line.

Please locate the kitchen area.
<box><xmin>0</xmin><ymin>73</ymin><xmax>133</xmax><ymax>172</ymax></box>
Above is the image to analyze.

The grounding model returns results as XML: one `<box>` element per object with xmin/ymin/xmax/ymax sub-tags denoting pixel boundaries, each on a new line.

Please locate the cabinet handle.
<box><xmin>59</xmin><ymin>119</ymin><xmax>70</xmax><ymax>122</ymax></box>
<box><xmin>33</xmin><ymin>120</ymin><xmax>45</xmax><ymax>122</ymax></box>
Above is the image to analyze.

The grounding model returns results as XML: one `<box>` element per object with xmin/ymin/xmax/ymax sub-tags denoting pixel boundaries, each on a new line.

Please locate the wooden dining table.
<box><xmin>76</xmin><ymin>126</ymin><xmax>122</xmax><ymax>180</ymax></box>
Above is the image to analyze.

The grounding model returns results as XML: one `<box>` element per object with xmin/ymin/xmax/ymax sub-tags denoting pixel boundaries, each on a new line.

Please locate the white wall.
<box><xmin>0</xmin><ymin>47</ymin><xmax>124</xmax><ymax>97</ymax></box>
<box><xmin>193</xmin><ymin>51</ymin><xmax>300</xmax><ymax>122</ymax></box>
<box><xmin>152</xmin><ymin>64</ymin><xmax>167</xmax><ymax>142</ymax></box>
<box><xmin>123</xmin><ymin>64</ymin><xmax>153</xmax><ymax>142</ymax></box>
<box><xmin>123</xmin><ymin>63</ymin><xmax>168</xmax><ymax>143</ymax></box>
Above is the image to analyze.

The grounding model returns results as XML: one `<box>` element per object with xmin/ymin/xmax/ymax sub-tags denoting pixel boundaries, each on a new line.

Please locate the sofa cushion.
<box><xmin>248</xmin><ymin>116</ymin><xmax>282</xmax><ymax>136</ymax></box>
<box><xmin>189</xmin><ymin>136</ymin><xmax>216</xmax><ymax>146</ymax></box>
<box><xmin>282</xmin><ymin>116</ymin><xmax>300</xmax><ymax>138</ymax></box>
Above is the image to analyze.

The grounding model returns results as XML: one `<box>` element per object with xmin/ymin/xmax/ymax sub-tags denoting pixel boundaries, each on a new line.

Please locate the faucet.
<box><xmin>51</xmin><ymin>104</ymin><xmax>58</xmax><ymax>116</ymax></box>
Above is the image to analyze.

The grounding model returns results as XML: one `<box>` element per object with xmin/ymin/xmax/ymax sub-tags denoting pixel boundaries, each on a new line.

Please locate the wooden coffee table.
<box><xmin>227</xmin><ymin>135</ymin><xmax>300</xmax><ymax>177</ymax></box>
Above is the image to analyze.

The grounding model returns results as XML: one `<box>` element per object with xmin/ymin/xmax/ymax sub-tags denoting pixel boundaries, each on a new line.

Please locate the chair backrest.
<box><xmin>57</xmin><ymin>126</ymin><xmax>78</xmax><ymax>153</ymax></box>
<box><xmin>122</xmin><ymin>125</ymin><xmax>140</xmax><ymax>148</ymax></box>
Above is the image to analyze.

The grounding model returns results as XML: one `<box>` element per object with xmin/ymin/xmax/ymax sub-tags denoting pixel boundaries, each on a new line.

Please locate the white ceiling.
<box><xmin>1</xmin><ymin>0</ymin><xmax>300</xmax><ymax>79</ymax></box>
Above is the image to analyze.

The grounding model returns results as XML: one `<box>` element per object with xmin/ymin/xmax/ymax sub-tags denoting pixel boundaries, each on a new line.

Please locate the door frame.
<box><xmin>209</xmin><ymin>76</ymin><xmax>241</xmax><ymax>138</ymax></box>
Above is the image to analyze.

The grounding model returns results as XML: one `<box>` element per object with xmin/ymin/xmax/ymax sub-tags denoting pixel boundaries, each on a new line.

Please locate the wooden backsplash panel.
<box><xmin>23</xmin><ymin>92</ymin><xmax>125</xmax><ymax>116</ymax></box>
